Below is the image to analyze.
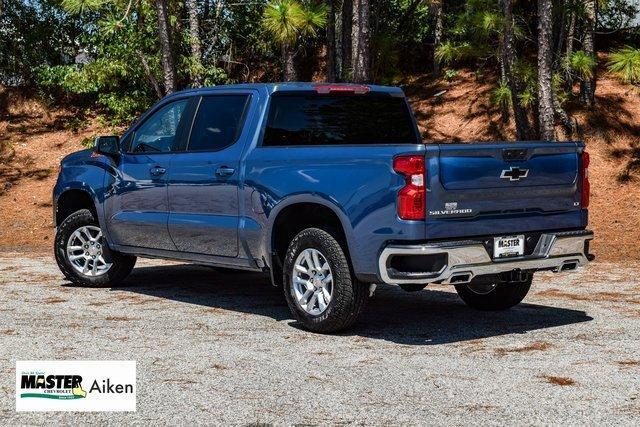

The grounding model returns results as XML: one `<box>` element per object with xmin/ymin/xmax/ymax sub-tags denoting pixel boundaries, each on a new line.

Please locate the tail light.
<box><xmin>393</xmin><ymin>155</ymin><xmax>426</xmax><ymax>220</ymax></box>
<box><xmin>580</xmin><ymin>151</ymin><xmax>590</xmax><ymax>208</ymax></box>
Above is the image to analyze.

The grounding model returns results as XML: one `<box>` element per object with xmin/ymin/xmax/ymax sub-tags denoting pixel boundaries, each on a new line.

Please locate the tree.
<box><xmin>561</xmin><ymin>0</ymin><xmax>577</xmax><ymax>89</ymax></box>
<box><xmin>537</xmin><ymin>0</ymin><xmax>555</xmax><ymax>140</ymax></box>
<box><xmin>186</xmin><ymin>0</ymin><xmax>203</xmax><ymax>87</ymax></box>
<box><xmin>351</xmin><ymin>0</ymin><xmax>371</xmax><ymax>82</ymax></box>
<box><xmin>262</xmin><ymin>0</ymin><xmax>326</xmax><ymax>81</ymax></box>
<box><xmin>155</xmin><ymin>0</ymin><xmax>176</xmax><ymax>94</ymax></box>
<box><xmin>499</xmin><ymin>0</ymin><xmax>535</xmax><ymax>140</ymax></box>
<box><xmin>326</xmin><ymin>0</ymin><xmax>337</xmax><ymax>82</ymax></box>
<box><xmin>263</xmin><ymin>0</ymin><xmax>303</xmax><ymax>81</ymax></box>
<box><xmin>341</xmin><ymin>0</ymin><xmax>353</xmax><ymax>81</ymax></box>
<box><xmin>432</xmin><ymin>0</ymin><xmax>443</xmax><ymax>75</ymax></box>
<box><xmin>581</xmin><ymin>0</ymin><xmax>596</xmax><ymax>105</ymax></box>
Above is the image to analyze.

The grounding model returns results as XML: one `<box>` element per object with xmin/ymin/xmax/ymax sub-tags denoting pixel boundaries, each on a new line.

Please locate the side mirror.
<box><xmin>94</xmin><ymin>136</ymin><xmax>120</xmax><ymax>157</ymax></box>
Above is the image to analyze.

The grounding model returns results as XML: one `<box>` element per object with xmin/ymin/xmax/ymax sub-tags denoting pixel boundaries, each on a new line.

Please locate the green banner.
<box><xmin>20</xmin><ymin>393</ymin><xmax>85</xmax><ymax>399</ymax></box>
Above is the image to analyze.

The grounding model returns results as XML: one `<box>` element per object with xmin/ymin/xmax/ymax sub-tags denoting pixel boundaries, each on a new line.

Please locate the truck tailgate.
<box><xmin>424</xmin><ymin>142</ymin><xmax>588</xmax><ymax>240</ymax></box>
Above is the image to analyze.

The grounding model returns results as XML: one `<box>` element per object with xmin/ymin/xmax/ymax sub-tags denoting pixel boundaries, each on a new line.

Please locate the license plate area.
<box><xmin>493</xmin><ymin>235</ymin><xmax>525</xmax><ymax>259</ymax></box>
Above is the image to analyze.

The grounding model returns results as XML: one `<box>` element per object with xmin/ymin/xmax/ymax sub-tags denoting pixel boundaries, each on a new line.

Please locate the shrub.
<box><xmin>607</xmin><ymin>46</ymin><xmax>640</xmax><ymax>85</ymax></box>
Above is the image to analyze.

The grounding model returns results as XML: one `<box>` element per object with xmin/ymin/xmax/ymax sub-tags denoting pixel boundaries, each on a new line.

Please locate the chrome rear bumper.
<box><xmin>378</xmin><ymin>230</ymin><xmax>593</xmax><ymax>285</ymax></box>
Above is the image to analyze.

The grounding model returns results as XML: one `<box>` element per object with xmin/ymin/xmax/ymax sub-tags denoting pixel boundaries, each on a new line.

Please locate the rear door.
<box><xmin>425</xmin><ymin>142</ymin><xmax>586</xmax><ymax>239</ymax></box>
<box><xmin>166</xmin><ymin>92</ymin><xmax>254</xmax><ymax>256</ymax></box>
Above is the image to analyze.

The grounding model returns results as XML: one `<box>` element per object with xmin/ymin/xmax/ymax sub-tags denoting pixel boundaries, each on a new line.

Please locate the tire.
<box><xmin>283</xmin><ymin>227</ymin><xmax>367</xmax><ymax>333</ymax></box>
<box><xmin>54</xmin><ymin>209</ymin><xmax>136</xmax><ymax>287</ymax></box>
<box><xmin>399</xmin><ymin>283</ymin><xmax>427</xmax><ymax>292</ymax></box>
<box><xmin>455</xmin><ymin>274</ymin><xmax>533</xmax><ymax>311</ymax></box>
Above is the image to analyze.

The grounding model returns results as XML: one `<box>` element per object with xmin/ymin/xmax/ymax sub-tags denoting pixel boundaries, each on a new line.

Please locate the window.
<box><xmin>129</xmin><ymin>99</ymin><xmax>189</xmax><ymax>153</ymax></box>
<box><xmin>187</xmin><ymin>95</ymin><xmax>249</xmax><ymax>151</ymax></box>
<box><xmin>262</xmin><ymin>93</ymin><xmax>418</xmax><ymax>147</ymax></box>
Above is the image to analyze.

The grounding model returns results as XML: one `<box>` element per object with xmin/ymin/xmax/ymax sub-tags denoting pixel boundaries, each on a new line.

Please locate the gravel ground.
<box><xmin>0</xmin><ymin>252</ymin><xmax>639</xmax><ymax>425</ymax></box>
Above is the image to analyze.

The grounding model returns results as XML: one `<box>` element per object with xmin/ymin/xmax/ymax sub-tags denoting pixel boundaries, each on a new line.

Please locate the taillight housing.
<box><xmin>580</xmin><ymin>151</ymin><xmax>590</xmax><ymax>208</ymax></box>
<box><xmin>393</xmin><ymin>155</ymin><xmax>426</xmax><ymax>220</ymax></box>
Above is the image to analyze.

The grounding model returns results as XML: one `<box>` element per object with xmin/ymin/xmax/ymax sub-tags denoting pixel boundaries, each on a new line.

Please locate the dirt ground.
<box><xmin>1</xmin><ymin>72</ymin><xmax>639</xmax><ymax>259</ymax></box>
<box><xmin>0</xmin><ymin>254</ymin><xmax>639</xmax><ymax>423</ymax></box>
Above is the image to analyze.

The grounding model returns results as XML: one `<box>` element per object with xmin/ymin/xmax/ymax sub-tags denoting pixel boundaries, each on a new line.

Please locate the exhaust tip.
<box><xmin>561</xmin><ymin>262</ymin><xmax>578</xmax><ymax>271</ymax></box>
<box><xmin>450</xmin><ymin>273</ymin><xmax>472</xmax><ymax>284</ymax></box>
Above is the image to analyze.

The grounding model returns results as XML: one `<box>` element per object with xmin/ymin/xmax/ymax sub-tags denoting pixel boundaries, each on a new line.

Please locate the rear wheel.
<box><xmin>455</xmin><ymin>274</ymin><xmax>532</xmax><ymax>311</ymax></box>
<box><xmin>54</xmin><ymin>209</ymin><xmax>136</xmax><ymax>287</ymax></box>
<box><xmin>283</xmin><ymin>228</ymin><xmax>367</xmax><ymax>333</ymax></box>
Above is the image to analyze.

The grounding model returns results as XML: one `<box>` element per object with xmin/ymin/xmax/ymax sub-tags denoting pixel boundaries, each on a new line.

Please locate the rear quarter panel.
<box><xmin>243</xmin><ymin>145</ymin><xmax>430</xmax><ymax>279</ymax></box>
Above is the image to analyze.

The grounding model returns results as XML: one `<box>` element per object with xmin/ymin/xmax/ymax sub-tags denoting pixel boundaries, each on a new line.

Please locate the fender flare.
<box><xmin>263</xmin><ymin>193</ymin><xmax>356</xmax><ymax>269</ymax></box>
<box><xmin>54</xmin><ymin>183</ymin><xmax>112</xmax><ymax>244</ymax></box>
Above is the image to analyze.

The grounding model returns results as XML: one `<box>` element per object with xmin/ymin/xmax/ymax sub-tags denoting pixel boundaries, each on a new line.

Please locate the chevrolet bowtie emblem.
<box><xmin>500</xmin><ymin>167</ymin><xmax>529</xmax><ymax>181</ymax></box>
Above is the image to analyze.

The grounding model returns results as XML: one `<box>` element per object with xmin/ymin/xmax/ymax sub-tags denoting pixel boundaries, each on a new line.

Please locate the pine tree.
<box><xmin>538</xmin><ymin>0</ymin><xmax>555</xmax><ymax>140</ymax></box>
<box><xmin>352</xmin><ymin>0</ymin><xmax>371</xmax><ymax>82</ymax></box>
<box><xmin>155</xmin><ymin>0</ymin><xmax>176</xmax><ymax>94</ymax></box>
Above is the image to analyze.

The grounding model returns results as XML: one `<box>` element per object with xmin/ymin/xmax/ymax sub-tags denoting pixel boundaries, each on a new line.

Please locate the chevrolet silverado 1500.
<box><xmin>53</xmin><ymin>83</ymin><xmax>594</xmax><ymax>332</ymax></box>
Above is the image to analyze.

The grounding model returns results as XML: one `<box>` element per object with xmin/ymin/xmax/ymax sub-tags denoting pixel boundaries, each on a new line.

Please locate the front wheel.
<box><xmin>455</xmin><ymin>274</ymin><xmax>533</xmax><ymax>311</ymax></box>
<box><xmin>54</xmin><ymin>209</ymin><xmax>136</xmax><ymax>287</ymax></box>
<box><xmin>283</xmin><ymin>228</ymin><xmax>367</xmax><ymax>333</ymax></box>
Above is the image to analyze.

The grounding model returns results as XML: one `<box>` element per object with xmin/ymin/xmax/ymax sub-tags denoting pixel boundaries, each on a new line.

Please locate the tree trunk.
<box><xmin>581</xmin><ymin>0</ymin><xmax>596</xmax><ymax>105</ymax></box>
<box><xmin>282</xmin><ymin>44</ymin><xmax>297</xmax><ymax>81</ymax></box>
<box><xmin>432</xmin><ymin>0</ymin><xmax>444</xmax><ymax>75</ymax></box>
<box><xmin>155</xmin><ymin>0</ymin><xmax>176</xmax><ymax>94</ymax></box>
<box><xmin>499</xmin><ymin>0</ymin><xmax>535</xmax><ymax>140</ymax></box>
<box><xmin>326</xmin><ymin>0</ymin><xmax>337</xmax><ymax>82</ymax></box>
<box><xmin>186</xmin><ymin>0</ymin><xmax>203</xmax><ymax>87</ymax></box>
<box><xmin>538</xmin><ymin>0</ymin><xmax>555</xmax><ymax>141</ymax></box>
<box><xmin>341</xmin><ymin>0</ymin><xmax>353</xmax><ymax>81</ymax></box>
<box><xmin>351</xmin><ymin>0</ymin><xmax>371</xmax><ymax>83</ymax></box>
<box><xmin>137</xmin><ymin>51</ymin><xmax>163</xmax><ymax>99</ymax></box>
<box><xmin>564</xmin><ymin>5</ymin><xmax>576</xmax><ymax>91</ymax></box>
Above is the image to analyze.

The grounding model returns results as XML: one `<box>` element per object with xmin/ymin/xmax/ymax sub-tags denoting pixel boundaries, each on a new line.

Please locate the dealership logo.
<box><xmin>20</xmin><ymin>373</ymin><xmax>87</xmax><ymax>400</ymax></box>
<box><xmin>16</xmin><ymin>361</ymin><xmax>136</xmax><ymax>411</ymax></box>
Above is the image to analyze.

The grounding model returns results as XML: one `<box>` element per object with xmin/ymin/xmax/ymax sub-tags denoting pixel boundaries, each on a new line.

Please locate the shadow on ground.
<box><xmin>111</xmin><ymin>263</ymin><xmax>593</xmax><ymax>346</ymax></box>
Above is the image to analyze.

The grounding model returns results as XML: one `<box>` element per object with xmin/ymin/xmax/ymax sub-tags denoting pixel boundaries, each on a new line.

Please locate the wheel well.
<box><xmin>270</xmin><ymin>203</ymin><xmax>349</xmax><ymax>286</ymax></box>
<box><xmin>56</xmin><ymin>190</ymin><xmax>97</xmax><ymax>226</ymax></box>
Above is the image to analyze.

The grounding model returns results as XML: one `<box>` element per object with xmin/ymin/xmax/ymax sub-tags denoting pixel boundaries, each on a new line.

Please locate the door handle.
<box><xmin>150</xmin><ymin>166</ymin><xmax>166</xmax><ymax>176</ymax></box>
<box><xmin>215</xmin><ymin>166</ymin><xmax>235</xmax><ymax>177</ymax></box>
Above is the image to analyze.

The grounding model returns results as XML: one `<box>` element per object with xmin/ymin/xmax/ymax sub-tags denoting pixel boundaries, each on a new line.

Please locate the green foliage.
<box><xmin>553</xmin><ymin>73</ymin><xmax>569</xmax><ymax>105</ymax></box>
<box><xmin>434</xmin><ymin>41</ymin><xmax>482</xmax><ymax>66</ymax></box>
<box><xmin>262</xmin><ymin>0</ymin><xmax>327</xmax><ymax>48</ymax></box>
<box><xmin>607</xmin><ymin>46</ymin><xmax>640</xmax><ymax>85</ymax></box>
<box><xmin>81</xmin><ymin>136</ymin><xmax>95</xmax><ymax>148</ymax></box>
<box><xmin>298</xmin><ymin>2</ymin><xmax>328</xmax><ymax>38</ymax></box>
<box><xmin>61</xmin><ymin>0</ymin><xmax>105</xmax><ymax>15</ymax></box>
<box><xmin>67</xmin><ymin>116</ymin><xmax>89</xmax><ymax>133</ymax></box>
<box><xmin>570</xmin><ymin>50</ymin><xmax>597</xmax><ymax>80</ymax></box>
<box><xmin>518</xmin><ymin>90</ymin><xmax>536</xmax><ymax>109</ymax></box>
<box><xmin>262</xmin><ymin>0</ymin><xmax>304</xmax><ymax>45</ymax></box>
<box><xmin>492</xmin><ymin>80</ymin><xmax>512</xmax><ymax>109</ymax></box>
<box><xmin>443</xmin><ymin>69</ymin><xmax>460</xmax><ymax>81</ymax></box>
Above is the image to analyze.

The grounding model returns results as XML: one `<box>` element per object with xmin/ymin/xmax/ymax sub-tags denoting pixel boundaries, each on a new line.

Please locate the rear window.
<box><xmin>262</xmin><ymin>93</ymin><xmax>418</xmax><ymax>146</ymax></box>
<box><xmin>187</xmin><ymin>95</ymin><xmax>249</xmax><ymax>152</ymax></box>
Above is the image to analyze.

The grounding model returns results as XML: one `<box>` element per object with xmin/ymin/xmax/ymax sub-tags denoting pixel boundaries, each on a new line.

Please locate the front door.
<box><xmin>106</xmin><ymin>98</ymin><xmax>191</xmax><ymax>250</ymax></box>
<box><xmin>167</xmin><ymin>93</ymin><xmax>253</xmax><ymax>256</ymax></box>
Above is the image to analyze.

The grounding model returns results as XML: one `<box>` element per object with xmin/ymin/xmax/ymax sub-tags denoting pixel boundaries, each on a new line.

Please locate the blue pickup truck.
<box><xmin>53</xmin><ymin>83</ymin><xmax>593</xmax><ymax>332</ymax></box>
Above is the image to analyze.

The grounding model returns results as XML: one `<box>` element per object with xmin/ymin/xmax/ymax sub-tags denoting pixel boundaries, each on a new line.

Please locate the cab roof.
<box><xmin>164</xmin><ymin>82</ymin><xmax>405</xmax><ymax>99</ymax></box>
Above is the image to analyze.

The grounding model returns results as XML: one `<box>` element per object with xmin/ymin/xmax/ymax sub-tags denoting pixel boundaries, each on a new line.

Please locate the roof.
<box><xmin>165</xmin><ymin>82</ymin><xmax>404</xmax><ymax>99</ymax></box>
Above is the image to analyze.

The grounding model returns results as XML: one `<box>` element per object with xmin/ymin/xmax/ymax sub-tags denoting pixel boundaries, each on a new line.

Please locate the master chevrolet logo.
<box><xmin>500</xmin><ymin>166</ymin><xmax>529</xmax><ymax>181</ymax></box>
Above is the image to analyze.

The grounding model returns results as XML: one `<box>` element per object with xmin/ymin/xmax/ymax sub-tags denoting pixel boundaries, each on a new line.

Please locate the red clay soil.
<box><xmin>1</xmin><ymin>72</ymin><xmax>639</xmax><ymax>260</ymax></box>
